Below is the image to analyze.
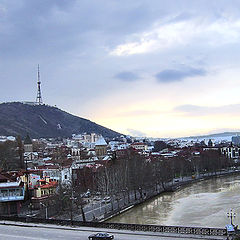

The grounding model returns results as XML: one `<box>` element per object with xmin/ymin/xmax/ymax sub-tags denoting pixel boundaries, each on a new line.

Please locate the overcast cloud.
<box><xmin>155</xmin><ymin>67</ymin><xmax>206</xmax><ymax>83</ymax></box>
<box><xmin>1</xmin><ymin>0</ymin><xmax>240</xmax><ymax>137</ymax></box>
<box><xmin>114</xmin><ymin>71</ymin><xmax>140</xmax><ymax>82</ymax></box>
<box><xmin>174</xmin><ymin>104</ymin><xmax>240</xmax><ymax>116</ymax></box>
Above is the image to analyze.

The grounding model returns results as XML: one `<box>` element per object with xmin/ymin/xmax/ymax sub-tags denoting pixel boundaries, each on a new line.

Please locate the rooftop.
<box><xmin>95</xmin><ymin>137</ymin><xmax>107</xmax><ymax>146</ymax></box>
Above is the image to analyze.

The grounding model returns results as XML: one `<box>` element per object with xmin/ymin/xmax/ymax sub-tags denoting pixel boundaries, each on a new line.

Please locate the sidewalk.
<box><xmin>0</xmin><ymin>220</ymin><xmax>225</xmax><ymax>240</ymax></box>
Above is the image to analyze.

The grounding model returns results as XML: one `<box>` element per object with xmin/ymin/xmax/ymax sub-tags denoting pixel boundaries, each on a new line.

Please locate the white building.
<box><xmin>221</xmin><ymin>146</ymin><xmax>240</xmax><ymax>159</ymax></box>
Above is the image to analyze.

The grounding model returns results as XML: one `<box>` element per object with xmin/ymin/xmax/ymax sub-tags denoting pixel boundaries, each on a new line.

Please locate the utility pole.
<box><xmin>36</xmin><ymin>64</ymin><xmax>43</xmax><ymax>105</ymax></box>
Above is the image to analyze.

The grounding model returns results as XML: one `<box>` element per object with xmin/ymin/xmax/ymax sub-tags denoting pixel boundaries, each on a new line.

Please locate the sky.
<box><xmin>1</xmin><ymin>0</ymin><xmax>240</xmax><ymax>138</ymax></box>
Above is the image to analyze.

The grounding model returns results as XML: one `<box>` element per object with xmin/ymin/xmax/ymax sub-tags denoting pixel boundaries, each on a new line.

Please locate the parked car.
<box><xmin>104</xmin><ymin>196</ymin><xmax>111</xmax><ymax>201</ymax></box>
<box><xmin>101</xmin><ymin>196</ymin><xmax>111</xmax><ymax>204</ymax></box>
<box><xmin>88</xmin><ymin>232</ymin><xmax>114</xmax><ymax>240</ymax></box>
<box><xmin>93</xmin><ymin>196</ymin><xmax>101</xmax><ymax>201</ymax></box>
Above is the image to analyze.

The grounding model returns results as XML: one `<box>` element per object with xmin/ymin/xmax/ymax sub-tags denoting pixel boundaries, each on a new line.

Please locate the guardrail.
<box><xmin>0</xmin><ymin>215</ymin><xmax>227</xmax><ymax>236</ymax></box>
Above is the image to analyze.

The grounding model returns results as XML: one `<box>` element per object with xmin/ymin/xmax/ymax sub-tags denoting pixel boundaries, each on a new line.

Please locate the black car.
<box><xmin>88</xmin><ymin>232</ymin><xmax>114</xmax><ymax>240</ymax></box>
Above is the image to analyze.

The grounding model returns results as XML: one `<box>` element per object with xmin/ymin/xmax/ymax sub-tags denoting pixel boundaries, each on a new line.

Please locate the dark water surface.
<box><xmin>108</xmin><ymin>174</ymin><xmax>240</xmax><ymax>228</ymax></box>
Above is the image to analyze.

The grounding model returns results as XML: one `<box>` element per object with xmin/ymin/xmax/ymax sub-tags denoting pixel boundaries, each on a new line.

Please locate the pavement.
<box><xmin>0</xmin><ymin>220</ymin><xmax>226</xmax><ymax>240</ymax></box>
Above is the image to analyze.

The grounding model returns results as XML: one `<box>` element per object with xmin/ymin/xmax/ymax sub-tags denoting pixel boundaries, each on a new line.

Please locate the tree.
<box><xmin>0</xmin><ymin>140</ymin><xmax>20</xmax><ymax>170</ymax></box>
<box><xmin>153</xmin><ymin>141</ymin><xmax>168</xmax><ymax>152</ymax></box>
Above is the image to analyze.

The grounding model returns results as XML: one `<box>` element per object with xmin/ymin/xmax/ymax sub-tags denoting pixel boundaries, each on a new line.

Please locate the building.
<box><xmin>232</xmin><ymin>136</ymin><xmax>240</xmax><ymax>146</ymax></box>
<box><xmin>131</xmin><ymin>142</ymin><xmax>148</xmax><ymax>151</ymax></box>
<box><xmin>95</xmin><ymin>137</ymin><xmax>107</xmax><ymax>157</ymax></box>
<box><xmin>0</xmin><ymin>173</ymin><xmax>25</xmax><ymax>215</ymax></box>
<box><xmin>24</xmin><ymin>135</ymin><xmax>33</xmax><ymax>152</ymax></box>
<box><xmin>221</xmin><ymin>146</ymin><xmax>240</xmax><ymax>159</ymax></box>
<box><xmin>31</xmin><ymin>177</ymin><xmax>58</xmax><ymax>208</ymax></box>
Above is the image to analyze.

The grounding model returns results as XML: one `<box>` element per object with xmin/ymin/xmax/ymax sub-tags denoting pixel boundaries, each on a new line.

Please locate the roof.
<box><xmin>131</xmin><ymin>142</ymin><xmax>147</xmax><ymax>146</ymax></box>
<box><xmin>40</xmin><ymin>181</ymin><xmax>58</xmax><ymax>189</ymax></box>
<box><xmin>95</xmin><ymin>137</ymin><xmax>107</xmax><ymax>146</ymax></box>
<box><xmin>0</xmin><ymin>181</ymin><xmax>21</xmax><ymax>188</ymax></box>
<box><xmin>37</xmin><ymin>165</ymin><xmax>59</xmax><ymax>170</ymax></box>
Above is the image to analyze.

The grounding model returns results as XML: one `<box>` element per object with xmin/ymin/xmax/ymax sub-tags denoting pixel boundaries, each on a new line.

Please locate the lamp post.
<box><xmin>227</xmin><ymin>209</ymin><xmax>236</xmax><ymax>226</ymax></box>
<box><xmin>70</xmin><ymin>195</ymin><xmax>77</xmax><ymax>224</ymax></box>
<box><xmin>28</xmin><ymin>203</ymin><xmax>33</xmax><ymax>215</ymax></box>
<box><xmin>126</xmin><ymin>187</ymin><xmax>130</xmax><ymax>203</ymax></box>
<box><xmin>40</xmin><ymin>202</ymin><xmax>48</xmax><ymax>219</ymax></box>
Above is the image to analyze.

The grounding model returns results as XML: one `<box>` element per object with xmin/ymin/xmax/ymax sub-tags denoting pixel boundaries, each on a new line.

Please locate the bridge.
<box><xmin>0</xmin><ymin>216</ymin><xmax>227</xmax><ymax>239</ymax></box>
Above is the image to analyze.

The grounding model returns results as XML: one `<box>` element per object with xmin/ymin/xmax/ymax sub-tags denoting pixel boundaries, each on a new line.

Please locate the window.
<box><xmin>2</xmin><ymin>190</ymin><xmax>8</xmax><ymax>197</ymax></box>
<box><xmin>9</xmin><ymin>189</ymin><xmax>15</xmax><ymax>196</ymax></box>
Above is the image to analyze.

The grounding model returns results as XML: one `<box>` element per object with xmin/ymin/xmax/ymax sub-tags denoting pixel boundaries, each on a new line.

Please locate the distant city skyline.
<box><xmin>1</xmin><ymin>0</ymin><xmax>240</xmax><ymax>138</ymax></box>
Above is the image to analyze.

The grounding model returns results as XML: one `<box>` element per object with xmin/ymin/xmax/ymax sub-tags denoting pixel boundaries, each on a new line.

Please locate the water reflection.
<box><xmin>108</xmin><ymin>174</ymin><xmax>240</xmax><ymax>228</ymax></box>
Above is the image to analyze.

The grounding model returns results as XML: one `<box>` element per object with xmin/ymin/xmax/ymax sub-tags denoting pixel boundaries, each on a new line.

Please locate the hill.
<box><xmin>0</xmin><ymin>102</ymin><xmax>121</xmax><ymax>138</ymax></box>
<box><xmin>181</xmin><ymin>132</ymin><xmax>240</xmax><ymax>142</ymax></box>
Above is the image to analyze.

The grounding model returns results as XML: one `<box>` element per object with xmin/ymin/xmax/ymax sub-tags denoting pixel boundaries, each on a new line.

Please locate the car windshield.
<box><xmin>96</xmin><ymin>233</ymin><xmax>109</xmax><ymax>237</ymax></box>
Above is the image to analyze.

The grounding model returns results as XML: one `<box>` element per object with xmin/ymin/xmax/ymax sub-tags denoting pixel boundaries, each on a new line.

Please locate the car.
<box><xmin>88</xmin><ymin>232</ymin><xmax>114</xmax><ymax>240</ymax></box>
<box><xmin>104</xmin><ymin>196</ymin><xmax>111</xmax><ymax>201</ymax></box>
<box><xmin>93</xmin><ymin>196</ymin><xmax>101</xmax><ymax>201</ymax></box>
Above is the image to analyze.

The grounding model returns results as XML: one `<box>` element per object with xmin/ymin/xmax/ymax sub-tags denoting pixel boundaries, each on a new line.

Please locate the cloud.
<box><xmin>167</xmin><ymin>12</ymin><xmax>193</xmax><ymax>24</ymax></box>
<box><xmin>117</xmin><ymin>109</ymin><xmax>166</xmax><ymax>117</ymax></box>
<box><xmin>155</xmin><ymin>67</ymin><xmax>206</xmax><ymax>83</ymax></box>
<box><xmin>127</xmin><ymin>128</ymin><xmax>146</xmax><ymax>137</ymax></box>
<box><xmin>174</xmin><ymin>104</ymin><xmax>240</xmax><ymax>116</ymax></box>
<box><xmin>110</xmin><ymin>15</ymin><xmax>240</xmax><ymax>56</ymax></box>
<box><xmin>207</xmin><ymin>128</ymin><xmax>240</xmax><ymax>135</ymax></box>
<box><xmin>114</xmin><ymin>71</ymin><xmax>140</xmax><ymax>81</ymax></box>
<box><xmin>2</xmin><ymin>0</ymin><xmax>240</xmax><ymax>139</ymax></box>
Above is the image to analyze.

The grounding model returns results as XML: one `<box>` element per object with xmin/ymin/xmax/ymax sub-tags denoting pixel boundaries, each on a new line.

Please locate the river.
<box><xmin>108</xmin><ymin>174</ymin><xmax>240</xmax><ymax>228</ymax></box>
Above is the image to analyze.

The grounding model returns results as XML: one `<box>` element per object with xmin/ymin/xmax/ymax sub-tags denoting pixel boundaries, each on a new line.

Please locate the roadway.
<box><xmin>73</xmin><ymin>176</ymin><xmax>200</xmax><ymax>221</ymax></box>
<box><xmin>74</xmin><ymin>170</ymin><xmax>240</xmax><ymax>222</ymax></box>
<box><xmin>0</xmin><ymin>221</ymin><xmax>225</xmax><ymax>240</ymax></box>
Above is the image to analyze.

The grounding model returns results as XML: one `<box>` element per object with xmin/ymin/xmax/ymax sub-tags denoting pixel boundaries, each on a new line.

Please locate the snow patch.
<box><xmin>39</xmin><ymin>115</ymin><xmax>47</xmax><ymax>125</ymax></box>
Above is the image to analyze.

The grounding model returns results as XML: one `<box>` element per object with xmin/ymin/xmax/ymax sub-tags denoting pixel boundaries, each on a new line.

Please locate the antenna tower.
<box><xmin>36</xmin><ymin>64</ymin><xmax>43</xmax><ymax>105</ymax></box>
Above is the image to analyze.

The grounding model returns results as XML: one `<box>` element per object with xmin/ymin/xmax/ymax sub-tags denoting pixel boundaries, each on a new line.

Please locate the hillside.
<box><xmin>181</xmin><ymin>131</ymin><xmax>240</xmax><ymax>142</ymax></box>
<box><xmin>188</xmin><ymin>132</ymin><xmax>240</xmax><ymax>139</ymax></box>
<box><xmin>0</xmin><ymin>102</ymin><xmax>120</xmax><ymax>138</ymax></box>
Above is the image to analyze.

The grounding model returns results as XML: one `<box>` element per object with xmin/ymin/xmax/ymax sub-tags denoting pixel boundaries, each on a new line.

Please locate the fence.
<box><xmin>0</xmin><ymin>215</ymin><xmax>227</xmax><ymax>236</ymax></box>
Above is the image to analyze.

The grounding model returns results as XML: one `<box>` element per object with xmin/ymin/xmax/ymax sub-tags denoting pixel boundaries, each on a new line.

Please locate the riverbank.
<box><xmin>104</xmin><ymin>169</ymin><xmax>240</xmax><ymax>223</ymax></box>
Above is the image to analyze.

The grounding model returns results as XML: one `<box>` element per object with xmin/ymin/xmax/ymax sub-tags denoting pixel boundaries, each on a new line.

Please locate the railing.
<box><xmin>0</xmin><ymin>215</ymin><xmax>227</xmax><ymax>236</ymax></box>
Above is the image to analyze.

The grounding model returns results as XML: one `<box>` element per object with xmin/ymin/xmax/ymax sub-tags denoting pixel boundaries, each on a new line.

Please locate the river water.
<box><xmin>108</xmin><ymin>174</ymin><xmax>240</xmax><ymax>228</ymax></box>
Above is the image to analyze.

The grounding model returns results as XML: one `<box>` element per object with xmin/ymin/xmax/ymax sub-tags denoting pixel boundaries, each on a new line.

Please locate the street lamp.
<box><xmin>40</xmin><ymin>202</ymin><xmax>48</xmax><ymax>219</ymax></box>
<box><xmin>28</xmin><ymin>203</ymin><xmax>33</xmax><ymax>215</ymax></box>
<box><xmin>70</xmin><ymin>195</ymin><xmax>77</xmax><ymax>223</ymax></box>
<box><xmin>227</xmin><ymin>209</ymin><xmax>236</xmax><ymax>226</ymax></box>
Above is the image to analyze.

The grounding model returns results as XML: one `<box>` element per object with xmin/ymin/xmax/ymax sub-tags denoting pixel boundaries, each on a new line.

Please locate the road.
<box><xmin>0</xmin><ymin>222</ymin><xmax>225</xmax><ymax>240</ymax></box>
<box><xmin>74</xmin><ymin>170</ymin><xmax>239</xmax><ymax>222</ymax></box>
<box><xmin>73</xmin><ymin>176</ymin><xmax>198</xmax><ymax>221</ymax></box>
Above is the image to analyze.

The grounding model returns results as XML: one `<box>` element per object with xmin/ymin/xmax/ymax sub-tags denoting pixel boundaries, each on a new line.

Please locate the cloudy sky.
<box><xmin>1</xmin><ymin>0</ymin><xmax>240</xmax><ymax>138</ymax></box>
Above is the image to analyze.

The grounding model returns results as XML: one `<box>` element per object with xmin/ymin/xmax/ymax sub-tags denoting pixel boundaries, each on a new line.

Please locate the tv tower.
<box><xmin>36</xmin><ymin>64</ymin><xmax>43</xmax><ymax>105</ymax></box>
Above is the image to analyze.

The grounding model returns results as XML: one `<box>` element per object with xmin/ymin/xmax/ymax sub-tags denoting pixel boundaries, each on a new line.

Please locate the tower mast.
<box><xmin>36</xmin><ymin>64</ymin><xmax>43</xmax><ymax>105</ymax></box>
